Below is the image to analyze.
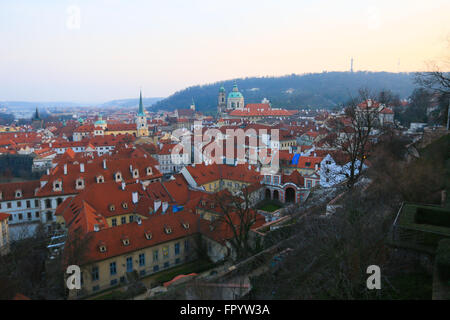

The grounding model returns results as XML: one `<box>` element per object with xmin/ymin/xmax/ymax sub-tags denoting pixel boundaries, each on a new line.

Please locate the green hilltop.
<box><xmin>152</xmin><ymin>71</ymin><xmax>416</xmax><ymax>112</ymax></box>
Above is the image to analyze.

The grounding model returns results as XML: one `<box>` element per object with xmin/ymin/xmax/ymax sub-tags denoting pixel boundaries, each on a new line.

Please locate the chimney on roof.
<box><xmin>94</xmin><ymin>224</ymin><xmax>100</xmax><ymax>232</ymax></box>
<box><xmin>80</xmin><ymin>163</ymin><xmax>85</xmax><ymax>173</ymax></box>
<box><xmin>137</xmin><ymin>217</ymin><xmax>142</xmax><ymax>225</ymax></box>
<box><xmin>129</xmin><ymin>164</ymin><xmax>133</xmax><ymax>173</ymax></box>
<box><xmin>103</xmin><ymin>159</ymin><xmax>107</xmax><ymax>169</ymax></box>
<box><xmin>64</xmin><ymin>164</ymin><xmax>67</xmax><ymax>175</ymax></box>
<box><xmin>121</xmin><ymin>182</ymin><xmax>126</xmax><ymax>190</ymax></box>
<box><xmin>132</xmin><ymin>192</ymin><xmax>138</xmax><ymax>204</ymax></box>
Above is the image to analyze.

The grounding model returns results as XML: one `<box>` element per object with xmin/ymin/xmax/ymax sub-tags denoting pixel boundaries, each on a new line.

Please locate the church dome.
<box><xmin>228</xmin><ymin>84</ymin><xmax>243</xmax><ymax>99</ymax></box>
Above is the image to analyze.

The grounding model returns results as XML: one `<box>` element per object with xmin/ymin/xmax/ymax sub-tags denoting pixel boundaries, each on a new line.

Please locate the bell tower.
<box><xmin>217</xmin><ymin>86</ymin><xmax>226</xmax><ymax>116</ymax></box>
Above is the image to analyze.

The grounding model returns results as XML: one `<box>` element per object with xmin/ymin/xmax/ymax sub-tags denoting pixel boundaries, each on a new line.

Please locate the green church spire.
<box><xmin>138</xmin><ymin>89</ymin><xmax>145</xmax><ymax>116</ymax></box>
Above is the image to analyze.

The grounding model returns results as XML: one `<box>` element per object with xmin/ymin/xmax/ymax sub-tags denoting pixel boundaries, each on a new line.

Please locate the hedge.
<box><xmin>415</xmin><ymin>207</ymin><xmax>450</xmax><ymax>229</ymax></box>
<box><xmin>436</xmin><ymin>239</ymin><xmax>450</xmax><ymax>282</ymax></box>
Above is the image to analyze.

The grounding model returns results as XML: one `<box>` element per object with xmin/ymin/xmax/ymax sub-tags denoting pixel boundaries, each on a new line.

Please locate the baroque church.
<box><xmin>217</xmin><ymin>82</ymin><xmax>245</xmax><ymax>116</ymax></box>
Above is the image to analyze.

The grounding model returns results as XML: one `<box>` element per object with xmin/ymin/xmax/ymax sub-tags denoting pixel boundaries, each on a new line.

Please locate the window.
<box><xmin>139</xmin><ymin>253</ymin><xmax>145</xmax><ymax>267</ymax></box>
<box><xmin>93</xmin><ymin>285</ymin><xmax>100</xmax><ymax>292</ymax></box>
<box><xmin>126</xmin><ymin>257</ymin><xmax>133</xmax><ymax>272</ymax></box>
<box><xmin>35</xmin><ymin>212</ymin><xmax>40</xmax><ymax>218</ymax></box>
<box><xmin>129</xmin><ymin>215</ymin><xmax>134</xmax><ymax>223</ymax></box>
<box><xmin>27</xmin><ymin>212</ymin><xmax>32</xmax><ymax>220</ymax></box>
<box><xmin>110</xmin><ymin>262</ymin><xmax>117</xmax><ymax>275</ymax></box>
<box><xmin>111</xmin><ymin>218</ymin><xmax>117</xmax><ymax>227</ymax></box>
<box><xmin>153</xmin><ymin>265</ymin><xmax>159</xmax><ymax>272</ymax></box>
<box><xmin>174</xmin><ymin>243</ymin><xmax>180</xmax><ymax>255</ymax></box>
<box><xmin>153</xmin><ymin>250</ymin><xmax>158</xmax><ymax>262</ymax></box>
<box><xmin>139</xmin><ymin>270</ymin><xmax>146</xmax><ymax>276</ymax></box>
<box><xmin>184</xmin><ymin>240</ymin><xmax>190</xmax><ymax>252</ymax></box>
<box><xmin>121</xmin><ymin>217</ymin><xmax>126</xmax><ymax>224</ymax></box>
<box><xmin>175</xmin><ymin>258</ymin><xmax>180</xmax><ymax>265</ymax></box>
<box><xmin>164</xmin><ymin>262</ymin><xmax>169</xmax><ymax>269</ymax></box>
<box><xmin>18</xmin><ymin>214</ymin><xmax>23</xmax><ymax>220</ymax></box>
<box><xmin>110</xmin><ymin>279</ymin><xmax>118</xmax><ymax>286</ymax></box>
<box><xmin>162</xmin><ymin>246</ymin><xmax>169</xmax><ymax>258</ymax></box>
<box><xmin>26</xmin><ymin>200</ymin><xmax>31</xmax><ymax>208</ymax></box>
<box><xmin>17</xmin><ymin>201</ymin><xmax>21</xmax><ymax>208</ymax></box>
<box><xmin>34</xmin><ymin>200</ymin><xmax>39</xmax><ymax>207</ymax></box>
<box><xmin>7</xmin><ymin>202</ymin><xmax>11</xmax><ymax>209</ymax></box>
<box><xmin>91</xmin><ymin>266</ymin><xmax>99</xmax><ymax>281</ymax></box>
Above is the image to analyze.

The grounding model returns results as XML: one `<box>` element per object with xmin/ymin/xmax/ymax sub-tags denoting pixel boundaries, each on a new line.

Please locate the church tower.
<box><xmin>136</xmin><ymin>90</ymin><xmax>149</xmax><ymax>137</ymax></box>
<box><xmin>217</xmin><ymin>86</ymin><xmax>226</xmax><ymax>116</ymax></box>
<box><xmin>31</xmin><ymin>107</ymin><xmax>44</xmax><ymax>129</ymax></box>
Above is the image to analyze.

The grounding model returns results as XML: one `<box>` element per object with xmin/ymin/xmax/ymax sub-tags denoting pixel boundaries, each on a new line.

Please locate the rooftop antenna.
<box><xmin>350</xmin><ymin>57</ymin><xmax>354</xmax><ymax>73</ymax></box>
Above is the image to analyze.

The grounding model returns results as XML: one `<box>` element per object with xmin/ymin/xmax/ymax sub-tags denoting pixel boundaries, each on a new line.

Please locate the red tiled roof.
<box><xmin>37</xmin><ymin>157</ymin><xmax>161</xmax><ymax>197</ymax></box>
<box><xmin>0</xmin><ymin>180</ymin><xmax>40</xmax><ymax>201</ymax></box>
<box><xmin>185</xmin><ymin>163</ymin><xmax>262</xmax><ymax>186</ymax></box>
<box><xmin>229</xmin><ymin>104</ymin><xmax>297</xmax><ymax>117</ymax></box>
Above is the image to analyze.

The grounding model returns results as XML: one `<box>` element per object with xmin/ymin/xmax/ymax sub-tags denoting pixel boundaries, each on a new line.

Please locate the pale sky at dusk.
<box><xmin>0</xmin><ymin>0</ymin><xmax>449</xmax><ymax>102</ymax></box>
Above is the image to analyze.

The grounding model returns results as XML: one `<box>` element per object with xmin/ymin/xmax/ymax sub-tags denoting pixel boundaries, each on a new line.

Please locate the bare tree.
<box><xmin>212</xmin><ymin>188</ymin><xmax>258</xmax><ymax>261</ymax></box>
<box><xmin>415</xmin><ymin>56</ymin><xmax>450</xmax><ymax>129</ymax></box>
<box><xmin>323</xmin><ymin>89</ymin><xmax>383</xmax><ymax>188</ymax></box>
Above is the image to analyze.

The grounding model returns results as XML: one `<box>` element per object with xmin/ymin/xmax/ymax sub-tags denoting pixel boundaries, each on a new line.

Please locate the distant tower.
<box><xmin>350</xmin><ymin>57</ymin><xmax>354</xmax><ymax>73</ymax></box>
<box><xmin>31</xmin><ymin>107</ymin><xmax>44</xmax><ymax>129</ymax></box>
<box><xmin>190</xmin><ymin>98</ymin><xmax>196</xmax><ymax>111</ymax></box>
<box><xmin>136</xmin><ymin>89</ymin><xmax>149</xmax><ymax>137</ymax></box>
<box><xmin>217</xmin><ymin>86</ymin><xmax>226</xmax><ymax>116</ymax></box>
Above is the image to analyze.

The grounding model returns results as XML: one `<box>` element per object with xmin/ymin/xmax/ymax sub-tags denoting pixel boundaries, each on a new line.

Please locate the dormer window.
<box><xmin>182</xmin><ymin>222</ymin><xmax>190</xmax><ymax>230</ymax></box>
<box><xmin>53</xmin><ymin>180</ymin><xmax>62</xmax><ymax>192</ymax></box>
<box><xmin>15</xmin><ymin>190</ymin><xmax>22</xmax><ymax>198</ymax></box>
<box><xmin>164</xmin><ymin>225</ymin><xmax>172</xmax><ymax>234</ymax></box>
<box><xmin>115</xmin><ymin>172</ymin><xmax>122</xmax><ymax>182</ymax></box>
<box><xmin>99</xmin><ymin>245</ymin><xmax>107</xmax><ymax>253</ymax></box>
<box><xmin>122</xmin><ymin>237</ymin><xmax>130</xmax><ymax>246</ymax></box>
<box><xmin>146</xmin><ymin>167</ymin><xmax>153</xmax><ymax>175</ymax></box>
<box><xmin>133</xmin><ymin>169</ymin><xmax>139</xmax><ymax>179</ymax></box>
<box><xmin>109</xmin><ymin>204</ymin><xmax>115</xmax><ymax>212</ymax></box>
<box><xmin>122</xmin><ymin>202</ymin><xmax>128</xmax><ymax>209</ymax></box>
<box><xmin>75</xmin><ymin>178</ymin><xmax>85</xmax><ymax>190</ymax></box>
<box><xmin>96</xmin><ymin>175</ymin><xmax>104</xmax><ymax>183</ymax></box>
<box><xmin>145</xmin><ymin>231</ymin><xmax>152</xmax><ymax>240</ymax></box>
